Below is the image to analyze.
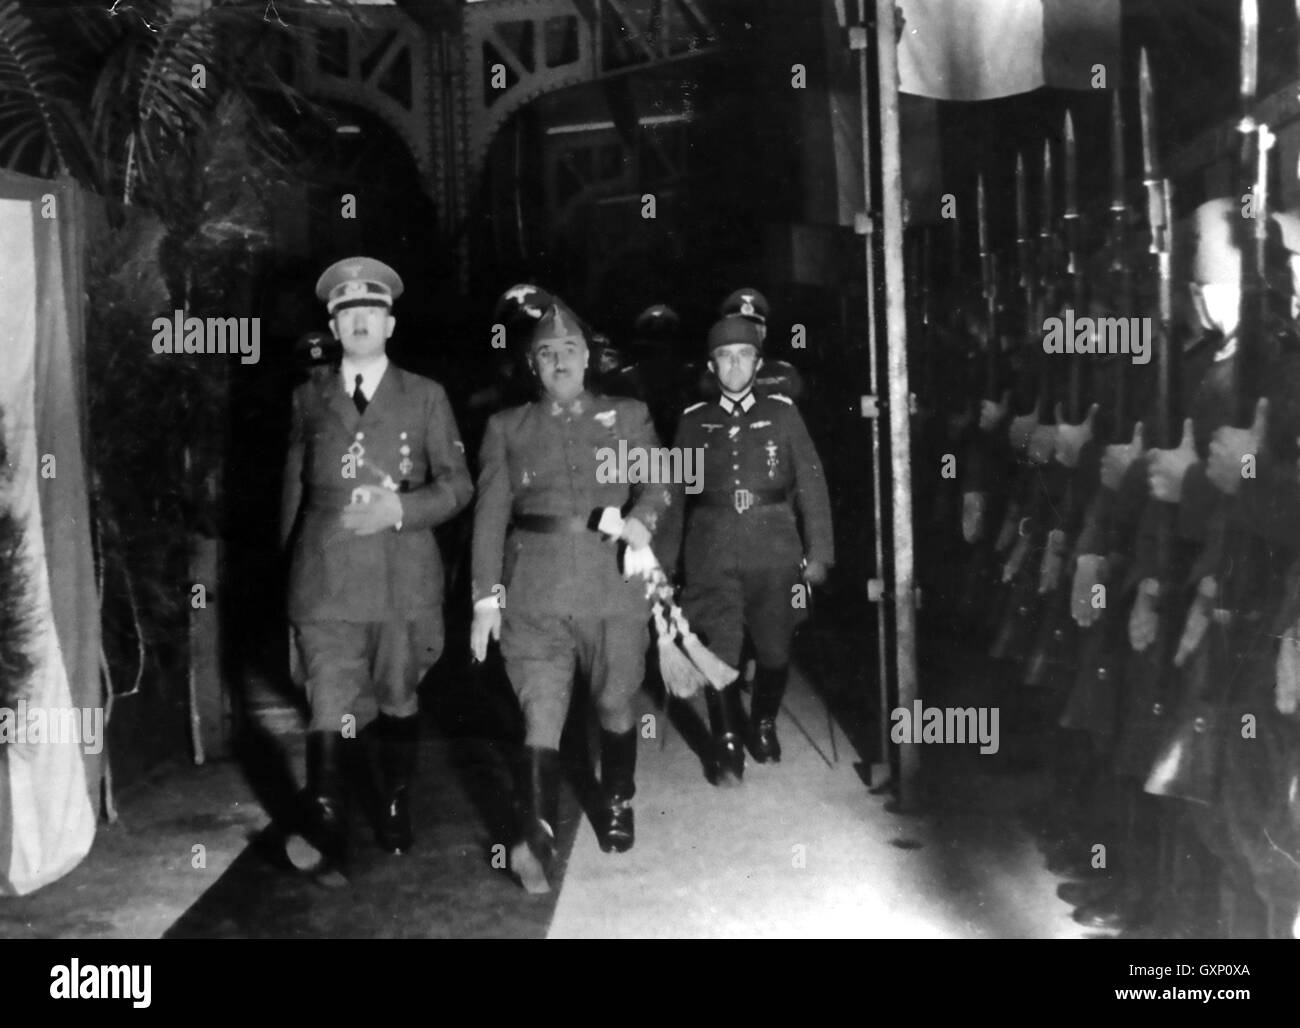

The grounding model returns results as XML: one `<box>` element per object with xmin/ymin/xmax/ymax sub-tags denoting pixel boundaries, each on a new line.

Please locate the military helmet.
<box><xmin>633</xmin><ymin>304</ymin><xmax>680</xmax><ymax>338</ymax></box>
<box><xmin>494</xmin><ymin>283</ymin><xmax>555</xmax><ymax>327</ymax></box>
<box><xmin>707</xmin><ymin>315</ymin><xmax>763</xmax><ymax>355</ymax></box>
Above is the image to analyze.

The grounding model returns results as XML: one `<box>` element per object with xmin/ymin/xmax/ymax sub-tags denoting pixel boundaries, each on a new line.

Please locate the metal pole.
<box><xmin>875</xmin><ymin>0</ymin><xmax>919</xmax><ymax>807</ymax></box>
<box><xmin>853</xmin><ymin>0</ymin><xmax>892</xmax><ymax>788</ymax></box>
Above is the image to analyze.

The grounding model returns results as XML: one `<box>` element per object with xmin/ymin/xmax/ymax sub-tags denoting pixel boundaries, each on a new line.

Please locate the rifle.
<box><xmin>1026</xmin><ymin>110</ymin><xmax>1104</xmax><ymax>688</ymax></box>
<box><xmin>990</xmin><ymin>147</ymin><xmax>1061</xmax><ymax>663</ymax></box>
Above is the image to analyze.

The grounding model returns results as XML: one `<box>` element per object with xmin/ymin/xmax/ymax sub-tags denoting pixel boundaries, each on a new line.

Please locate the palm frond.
<box><xmin>0</xmin><ymin>0</ymin><xmax>95</xmax><ymax>181</ymax></box>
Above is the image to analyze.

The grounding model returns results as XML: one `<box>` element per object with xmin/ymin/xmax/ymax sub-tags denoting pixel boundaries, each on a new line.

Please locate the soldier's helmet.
<box><xmin>295</xmin><ymin>330</ymin><xmax>339</xmax><ymax>367</ymax></box>
<box><xmin>632</xmin><ymin>304</ymin><xmax>680</xmax><ymax>346</ymax></box>
<box><xmin>707</xmin><ymin>314</ymin><xmax>763</xmax><ymax>355</ymax></box>
<box><xmin>494</xmin><ymin>283</ymin><xmax>555</xmax><ymax>328</ymax></box>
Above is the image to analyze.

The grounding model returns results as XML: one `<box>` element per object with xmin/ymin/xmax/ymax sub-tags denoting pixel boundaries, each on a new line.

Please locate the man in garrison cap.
<box><xmin>470</xmin><ymin>300</ymin><xmax>670</xmax><ymax>893</ymax></box>
<box><xmin>280</xmin><ymin>257</ymin><xmax>473</xmax><ymax>877</ymax></box>
<box><xmin>656</xmin><ymin>316</ymin><xmax>833</xmax><ymax>784</ymax></box>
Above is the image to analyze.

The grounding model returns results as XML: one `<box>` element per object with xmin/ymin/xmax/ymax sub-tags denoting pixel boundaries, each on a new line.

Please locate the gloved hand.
<box><xmin>1038</xmin><ymin>529</ymin><xmax>1067</xmax><ymax>594</ymax></box>
<box><xmin>1071</xmin><ymin>553</ymin><xmax>1108</xmax><ymax>628</ymax></box>
<box><xmin>1129</xmin><ymin>578</ymin><xmax>1160</xmax><ymax>652</ymax></box>
<box><xmin>802</xmin><ymin>559</ymin><xmax>828</xmax><ymax>587</ymax></box>
<box><xmin>979</xmin><ymin>390</ymin><xmax>1010</xmax><ymax>434</ymax></box>
<box><xmin>1009</xmin><ymin>408</ymin><xmax>1039</xmax><ymax>454</ymax></box>
<box><xmin>1206</xmin><ymin>398</ymin><xmax>1266</xmax><ymax>497</ymax></box>
<box><xmin>1148</xmin><ymin>418</ymin><xmax>1198</xmax><ymax>503</ymax></box>
<box><xmin>1100</xmin><ymin>421</ymin><xmax>1144</xmax><ymax>491</ymax></box>
<box><xmin>470</xmin><ymin>599</ymin><xmax>502</xmax><ymax>663</ymax></box>
<box><xmin>961</xmin><ymin>491</ymin><xmax>987</xmax><ymax>543</ymax></box>
<box><xmin>1276</xmin><ymin>623</ymin><xmax>1300</xmax><ymax>715</ymax></box>
<box><xmin>1028</xmin><ymin>424</ymin><xmax>1057</xmax><ymax>465</ymax></box>
<box><xmin>1173</xmin><ymin>576</ymin><xmax>1218</xmax><ymax>668</ymax></box>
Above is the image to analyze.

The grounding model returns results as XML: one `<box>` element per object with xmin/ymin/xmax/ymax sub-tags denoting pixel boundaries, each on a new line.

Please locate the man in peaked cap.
<box><xmin>657</xmin><ymin>316</ymin><xmax>833</xmax><ymax>783</ymax></box>
<box><xmin>281</xmin><ymin>256</ymin><xmax>473</xmax><ymax>878</ymax></box>
<box><xmin>470</xmin><ymin>300</ymin><xmax>670</xmax><ymax>893</ymax></box>
<box><xmin>704</xmin><ymin>286</ymin><xmax>806</xmax><ymax>403</ymax></box>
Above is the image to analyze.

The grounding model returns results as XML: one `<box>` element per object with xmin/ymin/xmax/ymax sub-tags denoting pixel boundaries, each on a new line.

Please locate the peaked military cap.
<box><xmin>316</xmin><ymin>257</ymin><xmax>404</xmax><ymax>314</ymax></box>
<box><xmin>719</xmin><ymin>287</ymin><xmax>769</xmax><ymax>324</ymax></box>
<box><xmin>295</xmin><ymin>329</ymin><xmax>339</xmax><ymax>366</ymax></box>
<box><xmin>707</xmin><ymin>315</ymin><xmax>763</xmax><ymax>354</ymax></box>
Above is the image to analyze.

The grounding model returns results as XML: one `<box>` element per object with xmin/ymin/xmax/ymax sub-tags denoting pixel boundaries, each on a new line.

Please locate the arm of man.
<box><xmin>787</xmin><ymin>405</ymin><xmax>835</xmax><ymax>568</ymax></box>
<box><xmin>623</xmin><ymin>399</ymin><xmax>672</xmax><ymax>538</ymax></box>
<box><xmin>651</xmin><ymin>412</ymin><xmax>693</xmax><ymax>574</ymax></box>
<box><xmin>471</xmin><ymin>412</ymin><xmax>513</xmax><ymax>605</ymax></box>
<box><xmin>280</xmin><ymin>385</ymin><xmax>306</xmax><ymax>550</ymax></box>
<box><xmin>397</xmin><ymin>380</ymin><xmax>474</xmax><ymax>532</ymax></box>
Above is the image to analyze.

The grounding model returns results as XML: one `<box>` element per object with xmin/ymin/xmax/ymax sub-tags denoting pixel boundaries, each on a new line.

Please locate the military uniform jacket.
<box><xmin>657</xmin><ymin>393</ymin><xmax>834</xmax><ymax>575</ymax></box>
<box><xmin>282</xmin><ymin>363</ymin><xmax>473</xmax><ymax>622</ymax></box>
<box><xmin>472</xmin><ymin>392</ymin><xmax>671</xmax><ymax>618</ymax></box>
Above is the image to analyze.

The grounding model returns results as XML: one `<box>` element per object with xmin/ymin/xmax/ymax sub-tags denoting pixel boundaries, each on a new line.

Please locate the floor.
<box><xmin>0</xmin><ymin>634</ymin><xmax>1110</xmax><ymax>939</ymax></box>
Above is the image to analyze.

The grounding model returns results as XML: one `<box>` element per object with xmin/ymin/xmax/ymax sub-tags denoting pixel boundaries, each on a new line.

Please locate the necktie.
<box><xmin>352</xmin><ymin>373</ymin><xmax>368</xmax><ymax>415</ymax></box>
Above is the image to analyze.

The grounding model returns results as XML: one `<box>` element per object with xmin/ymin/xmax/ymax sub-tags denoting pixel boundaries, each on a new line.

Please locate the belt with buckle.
<box><xmin>512</xmin><ymin>512</ymin><xmax>598</xmax><ymax>534</ymax></box>
<box><xmin>695</xmin><ymin>488</ymin><xmax>789</xmax><ymax>513</ymax></box>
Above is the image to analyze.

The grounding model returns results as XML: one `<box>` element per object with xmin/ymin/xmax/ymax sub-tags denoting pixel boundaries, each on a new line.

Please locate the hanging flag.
<box><xmin>0</xmin><ymin>173</ymin><xmax>99</xmax><ymax>897</ymax></box>
<box><xmin>898</xmin><ymin>0</ymin><xmax>1121</xmax><ymax>101</ymax></box>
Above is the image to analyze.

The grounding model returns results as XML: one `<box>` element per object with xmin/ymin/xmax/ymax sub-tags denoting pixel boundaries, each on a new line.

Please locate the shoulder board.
<box><xmin>767</xmin><ymin>393</ymin><xmax>794</xmax><ymax>405</ymax></box>
<box><xmin>683</xmin><ymin>401</ymin><xmax>707</xmax><ymax>414</ymax></box>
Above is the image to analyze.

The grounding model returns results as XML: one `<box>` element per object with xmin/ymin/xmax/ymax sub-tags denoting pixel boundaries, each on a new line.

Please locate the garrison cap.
<box><xmin>316</xmin><ymin>257</ymin><xmax>404</xmax><ymax>314</ymax></box>
<box><xmin>530</xmin><ymin>301</ymin><xmax>588</xmax><ymax>351</ymax></box>
<box><xmin>719</xmin><ymin>287</ymin><xmax>769</xmax><ymax>324</ymax></box>
<box><xmin>707</xmin><ymin>315</ymin><xmax>763</xmax><ymax>355</ymax></box>
<box><xmin>1188</xmin><ymin>197</ymin><xmax>1243</xmax><ymax>286</ymax></box>
<box><xmin>633</xmin><ymin>304</ymin><xmax>680</xmax><ymax>336</ymax></box>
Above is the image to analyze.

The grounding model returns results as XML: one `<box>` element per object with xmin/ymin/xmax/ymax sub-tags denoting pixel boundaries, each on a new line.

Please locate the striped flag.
<box><xmin>898</xmin><ymin>0</ymin><xmax>1121</xmax><ymax>101</ymax></box>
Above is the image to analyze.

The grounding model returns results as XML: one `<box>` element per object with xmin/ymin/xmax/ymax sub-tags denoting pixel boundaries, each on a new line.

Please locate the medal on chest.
<box><xmin>765</xmin><ymin>440</ymin><xmax>779</xmax><ymax>479</ymax></box>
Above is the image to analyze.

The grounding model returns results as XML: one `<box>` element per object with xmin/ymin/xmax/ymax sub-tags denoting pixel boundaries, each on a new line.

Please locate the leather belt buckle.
<box><xmin>734</xmin><ymin>488</ymin><xmax>754</xmax><ymax>514</ymax></box>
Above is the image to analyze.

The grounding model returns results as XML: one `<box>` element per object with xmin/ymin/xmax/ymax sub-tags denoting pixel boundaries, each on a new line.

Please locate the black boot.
<box><xmin>747</xmin><ymin>664</ymin><xmax>788</xmax><ymax>763</ymax></box>
<box><xmin>286</xmin><ymin>730</ymin><xmax>348</xmax><ymax>876</ymax></box>
<box><xmin>706</xmin><ymin>684</ymin><xmax>745</xmax><ymax>786</ymax></box>
<box><xmin>510</xmin><ymin>746</ymin><xmax>560</xmax><ymax>894</ymax></box>
<box><xmin>374</xmin><ymin>712</ymin><xmax>418</xmax><ymax>854</ymax></box>
<box><xmin>598</xmin><ymin>728</ymin><xmax>637</xmax><ymax>853</ymax></box>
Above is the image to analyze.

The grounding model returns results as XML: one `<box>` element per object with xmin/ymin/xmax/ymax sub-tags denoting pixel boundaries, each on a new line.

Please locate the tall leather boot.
<box><xmin>706</xmin><ymin>683</ymin><xmax>745</xmax><ymax>786</ymax></box>
<box><xmin>747</xmin><ymin>664</ymin><xmax>789</xmax><ymax>763</ymax></box>
<box><xmin>510</xmin><ymin>746</ymin><xmax>560</xmax><ymax>894</ymax></box>
<box><xmin>375</xmin><ymin>712</ymin><xmax>419</xmax><ymax>854</ymax></box>
<box><xmin>598</xmin><ymin>728</ymin><xmax>637</xmax><ymax>853</ymax></box>
<box><xmin>286</xmin><ymin>730</ymin><xmax>348</xmax><ymax>876</ymax></box>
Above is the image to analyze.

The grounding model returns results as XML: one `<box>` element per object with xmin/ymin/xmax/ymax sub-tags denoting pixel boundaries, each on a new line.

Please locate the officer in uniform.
<box><xmin>470</xmin><ymin>301</ymin><xmax>670</xmax><ymax>893</ymax></box>
<box><xmin>281</xmin><ymin>257</ymin><xmax>474</xmax><ymax>875</ymax></box>
<box><xmin>658</xmin><ymin>316</ymin><xmax>834</xmax><ymax>783</ymax></box>
<box><xmin>694</xmin><ymin>288</ymin><xmax>806</xmax><ymax>403</ymax></box>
